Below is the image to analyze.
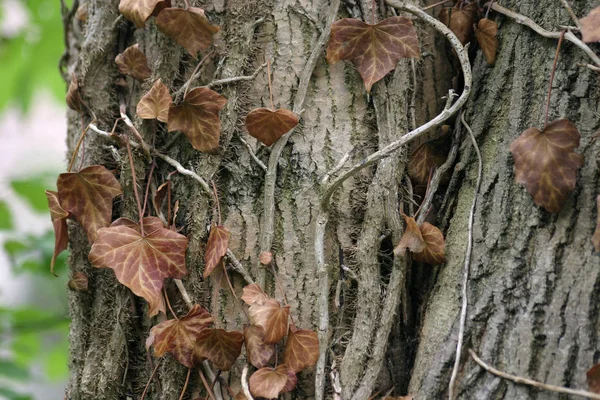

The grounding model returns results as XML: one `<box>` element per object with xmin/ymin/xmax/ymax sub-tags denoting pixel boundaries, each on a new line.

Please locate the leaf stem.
<box><xmin>140</xmin><ymin>359</ymin><xmax>161</xmax><ymax>400</ymax></box>
<box><xmin>178</xmin><ymin>368</ymin><xmax>192</xmax><ymax>400</ymax></box>
<box><xmin>544</xmin><ymin>30</ymin><xmax>566</xmax><ymax>128</ymax></box>
<box><xmin>267</xmin><ymin>60</ymin><xmax>274</xmax><ymax>110</ymax></box>
<box><xmin>199</xmin><ymin>368</ymin><xmax>217</xmax><ymax>400</ymax></box>
<box><xmin>211</xmin><ymin>180</ymin><xmax>222</xmax><ymax>225</ymax></box>
<box><xmin>164</xmin><ymin>287</ymin><xmax>179</xmax><ymax>320</ymax></box>
<box><xmin>141</xmin><ymin>161</ymin><xmax>156</xmax><ymax>221</ymax></box>
<box><xmin>67</xmin><ymin>121</ymin><xmax>92</xmax><ymax>172</ymax></box>
<box><xmin>221</xmin><ymin>262</ymin><xmax>250</xmax><ymax>321</ymax></box>
<box><xmin>126</xmin><ymin>139</ymin><xmax>145</xmax><ymax>236</ymax></box>
<box><xmin>422</xmin><ymin>0</ymin><xmax>453</xmax><ymax>12</ymax></box>
<box><xmin>485</xmin><ymin>0</ymin><xmax>494</xmax><ymax>19</ymax></box>
<box><xmin>183</xmin><ymin>50</ymin><xmax>215</xmax><ymax>100</ymax></box>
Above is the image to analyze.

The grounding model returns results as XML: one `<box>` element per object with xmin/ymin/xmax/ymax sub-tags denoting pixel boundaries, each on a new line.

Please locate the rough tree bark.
<box><xmin>62</xmin><ymin>0</ymin><xmax>599</xmax><ymax>399</ymax></box>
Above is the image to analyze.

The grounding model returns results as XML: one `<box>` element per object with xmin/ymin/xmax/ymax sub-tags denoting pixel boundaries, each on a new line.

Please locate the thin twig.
<box><xmin>181</xmin><ymin>50</ymin><xmax>215</xmax><ymax>100</ymax></box>
<box><xmin>558</xmin><ymin>0</ymin><xmax>581</xmax><ymax>29</ymax></box>
<box><xmin>491</xmin><ymin>3</ymin><xmax>600</xmax><ymax>67</ymax></box>
<box><xmin>206</xmin><ymin>63</ymin><xmax>267</xmax><ymax>88</ymax></box>
<box><xmin>468</xmin><ymin>349</ymin><xmax>600</xmax><ymax>400</ymax></box>
<box><xmin>226</xmin><ymin>249</ymin><xmax>255</xmax><ymax>284</ymax></box>
<box><xmin>178</xmin><ymin>369</ymin><xmax>192</xmax><ymax>400</ymax></box>
<box><xmin>140</xmin><ymin>359</ymin><xmax>161</xmax><ymax>400</ymax></box>
<box><xmin>174</xmin><ymin>279</ymin><xmax>194</xmax><ymax>309</ymax></box>
<box><xmin>543</xmin><ymin>31</ymin><xmax>566</xmax><ymax>128</ymax></box>
<box><xmin>241</xmin><ymin>364</ymin><xmax>255</xmax><ymax>400</ymax></box>
<box><xmin>199</xmin><ymin>368</ymin><xmax>217</xmax><ymax>400</ymax></box>
<box><xmin>163</xmin><ymin>287</ymin><xmax>179</xmax><ymax>320</ymax></box>
<box><xmin>141</xmin><ymin>161</ymin><xmax>156</xmax><ymax>220</ymax></box>
<box><xmin>422</xmin><ymin>0</ymin><xmax>453</xmax><ymax>11</ymax></box>
<box><xmin>267</xmin><ymin>60</ymin><xmax>274</xmax><ymax>110</ymax></box>
<box><xmin>448</xmin><ymin>113</ymin><xmax>483</xmax><ymax>399</ymax></box>
<box><xmin>288</xmin><ymin>5</ymin><xmax>322</xmax><ymax>33</ymax></box>
<box><xmin>121</xmin><ymin>111</ymin><xmax>151</xmax><ymax>160</ymax></box>
<box><xmin>67</xmin><ymin>121</ymin><xmax>92</xmax><ymax>172</ymax></box>
<box><xmin>578</xmin><ymin>62</ymin><xmax>600</xmax><ymax>73</ymax></box>
<box><xmin>239</xmin><ymin>135</ymin><xmax>267</xmax><ymax>171</ymax></box>
<box><xmin>126</xmin><ymin>139</ymin><xmax>145</xmax><ymax>236</ymax></box>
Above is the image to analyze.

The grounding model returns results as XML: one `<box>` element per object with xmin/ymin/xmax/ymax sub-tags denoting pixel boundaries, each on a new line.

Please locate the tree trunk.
<box><xmin>62</xmin><ymin>0</ymin><xmax>599</xmax><ymax>399</ymax></box>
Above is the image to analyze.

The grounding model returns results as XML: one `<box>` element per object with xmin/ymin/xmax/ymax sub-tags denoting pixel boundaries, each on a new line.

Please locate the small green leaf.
<box><xmin>0</xmin><ymin>200</ymin><xmax>12</xmax><ymax>229</ymax></box>
<box><xmin>11</xmin><ymin>176</ymin><xmax>53</xmax><ymax>212</ymax></box>
<box><xmin>0</xmin><ymin>359</ymin><xmax>30</xmax><ymax>380</ymax></box>
<box><xmin>0</xmin><ymin>387</ymin><xmax>32</xmax><ymax>400</ymax></box>
<box><xmin>45</xmin><ymin>339</ymin><xmax>69</xmax><ymax>381</ymax></box>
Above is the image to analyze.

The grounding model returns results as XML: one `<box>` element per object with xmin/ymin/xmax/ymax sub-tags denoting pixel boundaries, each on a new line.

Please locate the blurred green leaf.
<box><xmin>11</xmin><ymin>332</ymin><xmax>40</xmax><ymax>367</ymax></box>
<box><xmin>4</xmin><ymin>231</ymin><xmax>67</xmax><ymax>276</ymax></box>
<box><xmin>10</xmin><ymin>175</ymin><xmax>54</xmax><ymax>213</ymax></box>
<box><xmin>0</xmin><ymin>360</ymin><xmax>30</xmax><ymax>381</ymax></box>
<box><xmin>44</xmin><ymin>339</ymin><xmax>69</xmax><ymax>381</ymax></box>
<box><xmin>0</xmin><ymin>387</ymin><xmax>32</xmax><ymax>400</ymax></box>
<box><xmin>0</xmin><ymin>201</ymin><xmax>12</xmax><ymax>229</ymax></box>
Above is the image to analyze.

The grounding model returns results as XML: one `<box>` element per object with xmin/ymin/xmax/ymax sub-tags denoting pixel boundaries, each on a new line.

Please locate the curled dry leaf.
<box><xmin>45</xmin><ymin>190</ymin><xmax>69</xmax><ymax>275</ymax></box>
<box><xmin>593</xmin><ymin>195</ymin><xmax>600</xmax><ymax>252</ymax></box>
<box><xmin>57</xmin><ymin>165</ymin><xmax>122</xmax><ymax>243</ymax></box>
<box><xmin>259</xmin><ymin>251</ymin><xmax>273</xmax><ymax>266</ymax></box>
<box><xmin>75</xmin><ymin>3</ymin><xmax>88</xmax><ymax>22</ymax></box>
<box><xmin>394</xmin><ymin>214</ymin><xmax>425</xmax><ymax>256</ymax></box>
<box><xmin>194</xmin><ymin>328</ymin><xmax>244</xmax><ymax>371</ymax></box>
<box><xmin>244</xmin><ymin>325</ymin><xmax>275</xmax><ymax>369</ymax></box>
<box><xmin>137</xmin><ymin>79</ymin><xmax>172</xmax><ymax>123</ymax></box>
<box><xmin>249</xmin><ymin>364</ymin><xmax>290</xmax><ymax>399</ymax></box>
<box><xmin>168</xmin><ymin>87</ymin><xmax>227</xmax><ymax>153</ymax></box>
<box><xmin>241</xmin><ymin>283</ymin><xmax>270</xmax><ymax>306</ymax></box>
<box><xmin>438</xmin><ymin>2</ymin><xmax>479</xmax><ymax>45</ymax></box>
<box><xmin>394</xmin><ymin>214</ymin><xmax>445</xmax><ymax>265</ymax></box>
<box><xmin>115</xmin><ymin>44</ymin><xmax>152</xmax><ymax>81</ymax></box>
<box><xmin>284</xmin><ymin>327</ymin><xmax>319</xmax><ymax>373</ymax></box>
<box><xmin>119</xmin><ymin>0</ymin><xmax>170</xmax><ymax>28</ymax></box>
<box><xmin>68</xmin><ymin>272</ymin><xmax>89</xmax><ymax>291</ymax></box>
<box><xmin>245</xmin><ymin>108</ymin><xmax>299</xmax><ymax>146</ymax></box>
<box><xmin>204</xmin><ymin>225</ymin><xmax>231</xmax><ymax>278</ymax></box>
<box><xmin>581</xmin><ymin>6</ymin><xmax>600</xmax><ymax>43</ymax></box>
<box><xmin>89</xmin><ymin>216</ymin><xmax>188</xmax><ymax>316</ymax></box>
<box><xmin>66</xmin><ymin>74</ymin><xmax>85</xmax><ymax>114</ymax></box>
<box><xmin>248</xmin><ymin>298</ymin><xmax>290</xmax><ymax>344</ymax></box>
<box><xmin>509</xmin><ymin>119</ymin><xmax>584</xmax><ymax>213</ymax></box>
<box><xmin>156</xmin><ymin>7</ymin><xmax>219</xmax><ymax>57</ymax></box>
<box><xmin>408</xmin><ymin>143</ymin><xmax>447</xmax><ymax>186</ymax></box>
<box><xmin>326</xmin><ymin>16</ymin><xmax>420</xmax><ymax>92</ymax></box>
<box><xmin>474</xmin><ymin>18</ymin><xmax>498</xmax><ymax>66</ymax></box>
<box><xmin>147</xmin><ymin>304</ymin><xmax>214</xmax><ymax>368</ymax></box>
<box><xmin>588</xmin><ymin>363</ymin><xmax>600</xmax><ymax>393</ymax></box>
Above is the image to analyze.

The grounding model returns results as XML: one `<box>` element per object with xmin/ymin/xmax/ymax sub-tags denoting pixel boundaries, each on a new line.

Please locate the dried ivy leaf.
<box><xmin>438</xmin><ymin>3</ymin><xmax>478</xmax><ymax>45</ymax></box>
<box><xmin>283</xmin><ymin>327</ymin><xmax>319</xmax><ymax>373</ymax></box>
<box><xmin>510</xmin><ymin>119</ymin><xmax>584</xmax><ymax>213</ymax></box>
<box><xmin>244</xmin><ymin>325</ymin><xmax>275</xmax><ymax>369</ymax></box>
<box><xmin>156</xmin><ymin>7</ymin><xmax>219</xmax><ymax>57</ymax></box>
<box><xmin>474</xmin><ymin>18</ymin><xmax>498</xmax><ymax>65</ymax></box>
<box><xmin>68</xmin><ymin>272</ymin><xmax>88</xmax><ymax>291</ymax></box>
<box><xmin>89</xmin><ymin>217</ymin><xmax>188</xmax><ymax>316</ymax></box>
<box><xmin>137</xmin><ymin>79</ymin><xmax>172</xmax><ymax>123</ymax></box>
<box><xmin>588</xmin><ymin>363</ymin><xmax>600</xmax><ymax>393</ymax></box>
<box><xmin>111</xmin><ymin>216</ymin><xmax>165</xmax><ymax>233</ymax></box>
<box><xmin>115</xmin><ymin>44</ymin><xmax>152</xmax><ymax>81</ymax></box>
<box><xmin>249</xmin><ymin>364</ymin><xmax>290</xmax><ymax>399</ymax></box>
<box><xmin>148</xmin><ymin>304</ymin><xmax>214</xmax><ymax>368</ymax></box>
<box><xmin>248</xmin><ymin>299</ymin><xmax>290</xmax><ymax>344</ymax></box>
<box><xmin>326</xmin><ymin>16</ymin><xmax>420</xmax><ymax>92</ymax></box>
<box><xmin>66</xmin><ymin>74</ymin><xmax>85</xmax><ymax>114</ymax></box>
<box><xmin>204</xmin><ymin>225</ymin><xmax>230</xmax><ymax>279</ymax></box>
<box><xmin>194</xmin><ymin>328</ymin><xmax>244</xmax><ymax>371</ymax></box>
<box><xmin>412</xmin><ymin>222</ymin><xmax>445</xmax><ymax>264</ymax></box>
<box><xmin>167</xmin><ymin>87</ymin><xmax>227</xmax><ymax>153</ymax></box>
<box><xmin>241</xmin><ymin>283</ymin><xmax>270</xmax><ymax>306</ymax></box>
<box><xmin>394</xmin><ymin>214</ymin><xmax>425</xmax><ymax>256</ymax></box>
<box><xmin>45</xmin><ymin>190</ymin><xmax>69</xmax><ymax>275</ymax></box>
<box><xmin>581</xmin><ymin>6</ymin><xmax>600</xmax><ymax>43</ymax></box>
<box><xmin>592</xmin><ymin>195</ymin><xmax>600</xmax><ymax>252</ymax></box>
<box><xmin>75</xmin><ymin>3</ymin><xmax>88</xmax><ymax>22</ymax></box>
<box><xmin>245</xmin><ymin>108</ymin><xmax>299</xmax><ymax>146</ymax></box>
<box><xmin>119</xmin><ymin>0</ymin><xmax>170</xmax><ymax>28</ymax></box>
<box><xmin>408</xmin><ymin>143</ymin><xmax>447</xmax><ymax>186</ymax></box>
<box><xmin>57</xmin><ymin>165</ymin><xmax>122</xmax><ymax>243</ymax></box>
<box><xmin>281</xmin><ymin>367</ymin><xmax>298</xmax><ymax>393</ymax></box>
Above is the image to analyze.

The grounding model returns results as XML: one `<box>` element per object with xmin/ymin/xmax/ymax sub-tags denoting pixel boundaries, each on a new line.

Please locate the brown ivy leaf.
<box><xmin>115</xmin><ymin>44</ymin><xmax>152</xmax><ymax>81</ymax></box>
<box><xmin>68</xmin><ymin>272</ymin><xmax>88</xmax><ymax>291</ymax></box>
<box><xmin>241</xmin><ymin>283</ymin><xmax>270</xmax><ymax>306</ymax></box>
<box><xmin>249</xmin><ymin>364</ymin><xmax>290</xmax><ymax>399</ymax></box>
<box><xmin>45</xmin><ymin>190</ymin><xmax>69</xmax><ymax>275</ymax></box>
<box><xmin>66</xmin><ymin>74</ymin><xmax>85</xmax><ymax>114</ymax></box>
<box><xmin>195</xmin><ymin>328</ymin><xmax>244</xmax><ymax>371</ymax></box>
<box><xmin>233</xmin><ymin>393</ymin><xmax>249</xmax><ymax>400</ymax></box>
<box><xmin>412</xmin><ymin>222</ymin><xmax>446</xmax><ymax>264</ymax></box>
<box><xmin>281</xmin><ymin>367</ymin><xmax>298</xmax><ymax>393</ymax></box>
<box><xmin>581</xmin><ymin>6</ymin><xmax>600</xmax><ymax>43</ymax></box>
<box><xmin>111</xmin><ymin>216</ymin><xmax>165</xmax><ymax>233</ymax></box>
<box><xmin>510</xmin><ymin>119</ymin><xmax>584</xmax><ymax>213</ymax></box>
<box><xmin>394</xmin><ymin>214</ymin><xmax>425</xmax><ymax>256</ymax></box>
<box><xmin>137</xmin><ymin>79</ymin><xmax>172</xmax><ymax>123</ymax></box>
<box><xmin>248</xmin><ymin>299</ymin><xmax>290</xmax><ymax>344</ymax></box>
<box><xmin>75</xmin><ymin>3</ymin><xmax>88</xmax><ymax>22</ymax></box>
<box><xmin>204</xmin><ymin>225</ymin><xmax>230</xmax><ymax>279</ymax></box>
<box><xmin>244</xmin><ymin>108</ymin><xmax>299</xmax><ymax>146</ymax></box>
<box><xmin>438</xmin><ymin>3</ymin><xmax>478</xmax><ymax>45</ymax></box>
<box><xmin>147</xmin><ymin>304</ymin><xmax>213</xmax><ymax>368</ymax></box>
<box><xmin>57</xmin><ymin>165</ymin><xmax>122</xmax><ymax>243</ymax></box>
<box><xmin>283</xmin><ymin>327</ymin><xmax>319</xmax><ymax>373</ymax></box>
<box><xmin>244</xmin><ymin>325</ymin><xmax>275</xmax><ymax>369</ymax></box>
<box><xmin>326</xmin><ymin>16</ymin><xmax>420</xmax><ymax>92</ymax></box>
<box><xmin>588</xmin><ymin>363</ymin><xmax>600</xmax><ymax>393</ymax></box>
<box><xmin>89</xmin><ymin>217</ymin><xmax>188</xmax><ymax>316</ymax></box>
<box><xmin>156</xmin><ymin>7</ymin><xmax>219</xmax><ymax>57</ymax></box>
<box><xmin>167</xmin><ymin>87</ymin><xmax>227</xmax><ymax>153</ymax></box>
<box><xmin>593</xmin><ymin>195</ymin><xmax>600</xmax><ymax>252</ymax></box>
<box><xmin>408</xmin><ymin>143</ymin><xmax>447</xmax><ymax>186</ymax></box>
<box><xmin>474</xmin><ymin>18</ymin><xmax>498</xmax><ymax>65</ymax></box>
<box><xmin>118</xmin><ymin>0</ymin><xmax>170</xmax><ymax>28</ymax></box>
<box><xmin>259</xmin><ymin>251</ymin><xmax>273</xmax><ymax>266</ymax></box>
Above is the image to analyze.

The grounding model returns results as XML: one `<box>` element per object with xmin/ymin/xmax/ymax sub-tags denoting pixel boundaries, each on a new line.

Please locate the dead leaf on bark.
<box><xmin>245</xmin><ymin>108</ymin><xmax>299</xmax><ymax>146</ymax></box>
<box><xmin>588</xmin><ymin>363</ymin><xmax>600</xmax><ymax>393</ymax></box>
<box><xmin>68</xmin><ymin>272</ymin><xmax>88</xmax><ymax>291</ymax></box>
<box><xmin>66</xmin><ymin>74</ymin><xmax>85</xmax><ymax>114</ymax></box>
<box><xmin>115</xmin><ymin>44</ymin><xmax>152</xmax><ymax>81</ymax></box>
<box><xmin>281</xmin><ymin>366</ymin><xmax>298</xmax><ymax>393</ymax></box>
<box><xmin>167</xmin><ymin>87</ymin><xmax>227</xmax><ymax>153</ymax></box>
<box><xmin>241</xmin><ymin>283</ymin><xmax>270</xmax><ymax>306</ymax></box>
<box><xmin>438</xmin><ymin>3</ymin><xmax>479</xmax><ymax>45</ymax></box>
<box><xmin>194</xmin><ymin>328</ymin><xmax>244</xmax><ymax>371</ymax></box>
<box><xmin>394</xmin><ymin>214</ymin><xmax>426</xmax><ymax>256</ymax></box>
<box><xmin>326</xmin><ymin>16</ymin><xmax>420</xmax><ymax>92</ymax></box>
<box><xmin>88</xmin><ymin>217</ymin><xmax>188</xmax><ymax>316</ymax></box>
<box><xmin>119</xmin><ymin>0</ymin><xmax>170</xmax><ymax>28</ymax></box>
<box><xmin>249</xmin><ymin>364</ymin><xmax>290</xmax><ymax>399</ymax></box>
<box><xmin>147</xmin><ymin>304</ymin><xmax>214</xmax><ymax>368</ymax></box>
<box><xmin>244</xmin><ymin>325</ymin><xmax>275</xmax><ymax>369</ymax></box>
<box><xmin>248</xmin><ymin>298</ymin><xmax>290</xmax><ymax>344</ymax></box>
<box><xmin>137</xmin><ymin>79</ymin><xmax>172</xmax><ymax>123</ymax></box>
<box><xmin>395</xmin><ymin>214</ymin><xmax>445</xmax><ymax>265</ymax></box>
<box><xmin>283</xmin><ymin>327</ymin><xmax>319</xmax><ymax>373</ymax></box>
<box><xmin>510</xmin><ymin>119</ymin><xmax>584</xmax><ymax>213</ymax></box>
<box><xmin>593</xmin><ymin>195</ymin><xmax>600</xmax><ymax>252</ymax></box>
<box><xmin>204</xmin><ymin>224</ymin><xmax>230</xmax><ymax>278</ymax></box>
<box><xmin>45</xmin><ymin>190</ymin><xmax>69</xmax><ymax>275</ymax></box>
<box><xmin>581</xmin><ymin>6</ymin><xmax>600</xmax><ymax>43</ymax></box>
<box><xmin>474</xmin><ymin>18</ymin><xmax>498</xmax><ymax>65</ymax></box>
<box><xmin>57</xmin><ymin>165</ymin><xmax>122</xmax><ymax>243</ymax></box>
<box><xmin>408</xmin><ymin>143</ymin><xmax>447</xmax><ymax>186</ymax></box>
<box><xmin>156</xmin><ymin>7</ymin><xmax>219</xmax><ymax>57</ymax></box>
